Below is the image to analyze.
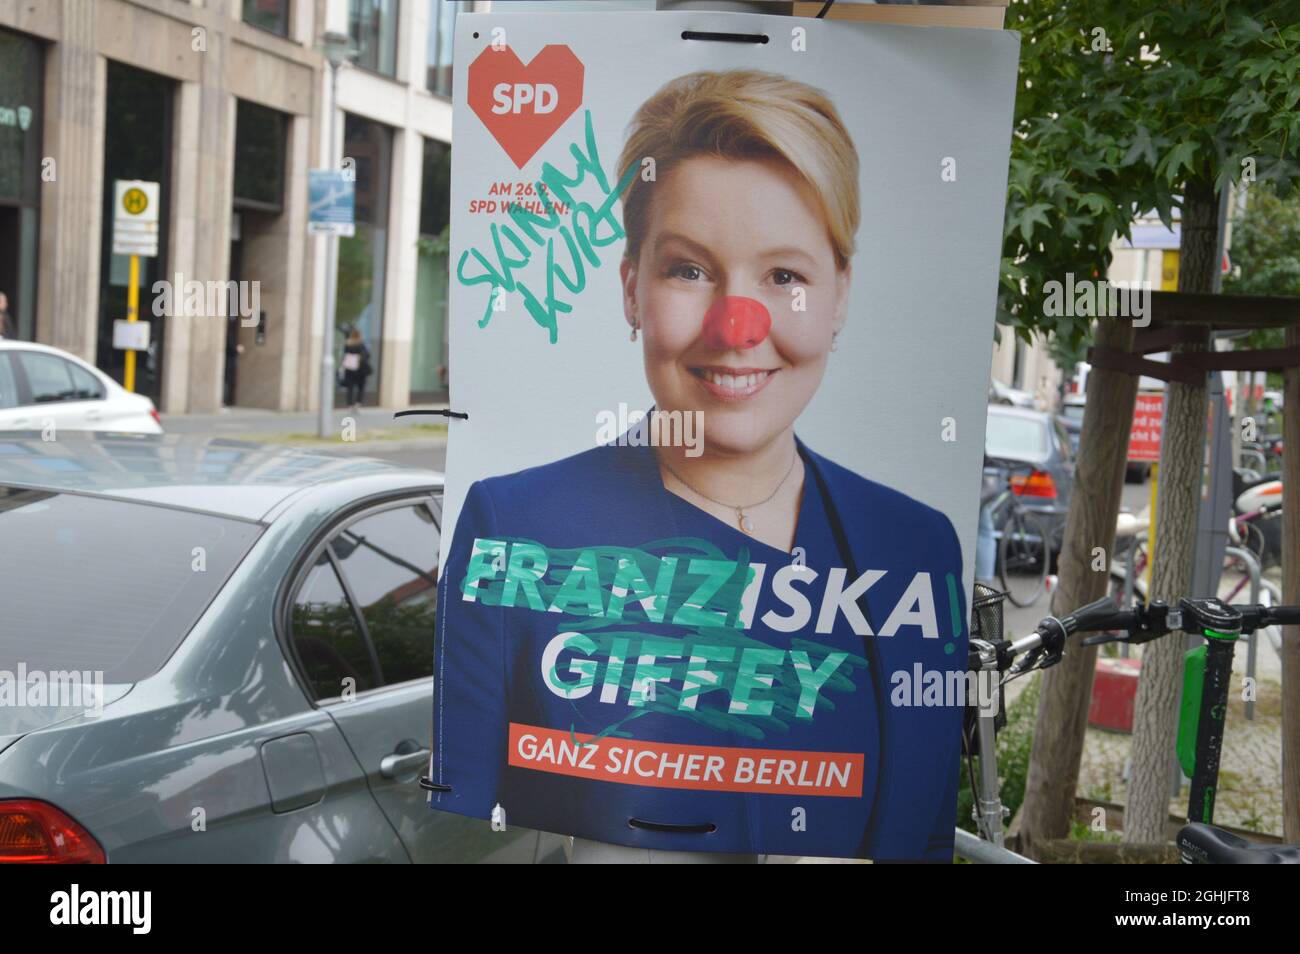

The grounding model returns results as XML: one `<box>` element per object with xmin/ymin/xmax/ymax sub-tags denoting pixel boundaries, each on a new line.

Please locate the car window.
<box><xmin>0</xmin><ymin>355</ymin><xmax>17</xmax><ymax>409</ymax></box>
<box><xmin>330</xmin><ymin>503</ymin><xmax>439</xmax><ymax>686</ymax></box>
<box><xmin>291</xmin><ymin>552</ymin><xmax>379</xmax><ymax>699</ymax></box>
<box><xmin>68</xmin><ymin>363</ymin><xmax>105</xmax><ymax>400</ymax></box>
<box><xmin>985</xmin><ymin>413</ymin><xmax>1048</xmax><ymax>459</ymax></box>
<box><xmin>0</xmin><ymin>488</ymin><xmax>263</xmax><ymax>682</ymax></box>
<box><xmin>16</xmin><ymin>351</ymin><xmax>77</xmax><ymax>404</ymax></box>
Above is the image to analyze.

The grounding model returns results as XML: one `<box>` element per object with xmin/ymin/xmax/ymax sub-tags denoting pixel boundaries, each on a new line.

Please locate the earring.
<box><xmin>831</xmin><ymin>331</ymin><xmax>839</xmax><ymax>352</ymax></box>
<box><xmin>630</xmin><ymin>319</ymin><xmax>639</xmax><ymax>342</ymax></box>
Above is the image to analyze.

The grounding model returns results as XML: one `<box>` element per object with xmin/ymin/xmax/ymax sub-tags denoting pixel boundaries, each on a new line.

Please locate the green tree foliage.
<box><xmin>1000</xmin><ymin>0</ymin><xmax>1300</xmax><ymax>352</ymax></box>
<box><xmin>1224</xmin><ymin>183</ymin><xmax>1300</xmax><ymax>358</ymax></box>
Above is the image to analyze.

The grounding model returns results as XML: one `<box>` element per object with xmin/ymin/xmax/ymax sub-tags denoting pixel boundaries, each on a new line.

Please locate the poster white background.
<box><xmin>441</xmin><ymin>10</ymin><xmax>1019</xmax><ymax>599</ymax></box>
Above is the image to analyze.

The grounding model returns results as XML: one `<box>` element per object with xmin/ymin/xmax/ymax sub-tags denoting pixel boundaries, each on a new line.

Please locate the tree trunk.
<box><xmin>1282</xmin><ymin>325</ymin><xmax>1300</xmax><ymax>841</ymax></box>
<box><xmin>1124</xmin><ymin>183</ymin><xmax>1219</xmax><ymax>844</ymax></box>
<box><xmin>1016</xmin><ymin>318</ymin><xmax>1138</xmax><ymax>857</ymax></box>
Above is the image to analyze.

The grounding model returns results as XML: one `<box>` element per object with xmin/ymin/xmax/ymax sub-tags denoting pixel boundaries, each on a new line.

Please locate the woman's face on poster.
<box><xmin>622</xmin><ymin>155</ymin><xmax>851</xmax><ymax>458</ymax></box>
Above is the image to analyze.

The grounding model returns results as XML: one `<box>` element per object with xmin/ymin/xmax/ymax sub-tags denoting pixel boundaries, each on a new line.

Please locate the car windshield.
<box><xmin>986</xmin><ymin>413</ymin><xmax>1048</xmax><ymax>459</ymax></box>
<box><xmin>0</xmin><ymin>487</ymin><xmax>262</xmax><ymax>682</ymax></box>
<box><xmin>1061</xmin><ymin>404</ymin><xmax>1085</xmax><ymax>422</ymax></box>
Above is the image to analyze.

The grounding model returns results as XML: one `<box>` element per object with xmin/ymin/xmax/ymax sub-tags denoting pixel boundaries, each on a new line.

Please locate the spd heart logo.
<box><xmin>468</xmin><ymin>45</ymin><xmax>584</xmax><ymax>170</ymax></box>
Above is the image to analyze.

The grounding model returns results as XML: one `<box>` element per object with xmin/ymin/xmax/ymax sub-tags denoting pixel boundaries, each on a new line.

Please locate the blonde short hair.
<box><xmin>618</xmin><ymin>70</ymin><xmax>860</xmax><ymax>270</ymax></box>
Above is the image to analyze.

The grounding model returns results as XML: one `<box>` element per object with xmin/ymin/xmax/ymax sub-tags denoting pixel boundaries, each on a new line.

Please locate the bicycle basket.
<box><xmin>971</xmin><ymin>582</ymin><xmax>1007</xmax><ymax>641</ymax></box>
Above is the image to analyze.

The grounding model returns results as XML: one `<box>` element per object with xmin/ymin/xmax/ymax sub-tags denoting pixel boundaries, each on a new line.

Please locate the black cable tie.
<box><xmin>418</xmin><ymin>776</ymin><xmax>452</xmax><ymax>793</ymax></box>
<box><xmin>816</xmin><ymin>0</ymin><xmax>836</xmax><ymax>18</ymax></box>
<box><xmin>395</xmin><ymin>408</ymin><xmax>469</xmax><ymax>421</ymax></box>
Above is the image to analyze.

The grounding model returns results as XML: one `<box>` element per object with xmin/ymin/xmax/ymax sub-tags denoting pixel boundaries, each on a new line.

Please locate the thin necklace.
<box><xmin>660</xmin><ymin>450</ymin><xmax>799</xmax><ymax>535</ymax></box>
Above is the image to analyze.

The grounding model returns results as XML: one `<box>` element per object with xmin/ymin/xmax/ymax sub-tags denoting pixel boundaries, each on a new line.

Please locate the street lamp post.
<box><xmin>318</xmin><ymin>31</ymin><xmax>354</xmax><ymax>438</ymax></box>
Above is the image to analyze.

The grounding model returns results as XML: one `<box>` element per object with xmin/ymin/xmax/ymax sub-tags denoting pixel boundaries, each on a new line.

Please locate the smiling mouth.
<box><xmin>690</xmin><ymin>366</ymin><xmax>778</xmax><ymax>400</ymax></box>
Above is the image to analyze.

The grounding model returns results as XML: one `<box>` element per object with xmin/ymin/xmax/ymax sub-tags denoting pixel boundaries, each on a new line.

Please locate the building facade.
<box><xmin>0</xmin><ymin>0</ymin><xmax>464</xmax><ymax>414</ymax></box>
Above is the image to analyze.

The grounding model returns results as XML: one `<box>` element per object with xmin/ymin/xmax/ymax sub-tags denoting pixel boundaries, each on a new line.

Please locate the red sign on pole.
<box><xmin>1128</xmin><ymin>392</ymin><xmax>1164</xmax><ymax>462</ymax></box>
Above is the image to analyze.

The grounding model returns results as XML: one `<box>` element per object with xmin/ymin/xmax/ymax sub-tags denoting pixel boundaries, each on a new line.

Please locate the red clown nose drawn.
<box><xmin>700</xmin><ymin>296</ymin><xmax>772</xmax><ymax>351</ymax></box>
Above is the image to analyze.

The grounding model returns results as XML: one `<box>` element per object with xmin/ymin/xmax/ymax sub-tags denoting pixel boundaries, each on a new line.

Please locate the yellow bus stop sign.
<box><xmin>121</xmin><ymin>187</ymin><xmax>149</xmax><ymax>215</ymax></box>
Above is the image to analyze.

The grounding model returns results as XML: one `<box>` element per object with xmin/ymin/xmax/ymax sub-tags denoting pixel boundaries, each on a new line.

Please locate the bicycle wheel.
<box><xmin>998</xmin><ymin>509</ymin><xmax>1049</xmax><ymax>608</ymax></box>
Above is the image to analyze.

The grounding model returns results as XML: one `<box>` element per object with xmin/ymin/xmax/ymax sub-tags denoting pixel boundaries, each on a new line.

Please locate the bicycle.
<box><xmin>982</xmin><ymin>457</ymin><xmax>1053</xmax><ymax>608</ymax></box>
<box><xmin>1109</xmin><ymin>504</ymin><xmax>1278</xmax><ymax>616</ymax></box>
<box><xmin>963</xmin><ymin>587</ymin><xmax>1300</xmax><ymax>863</ymax></box>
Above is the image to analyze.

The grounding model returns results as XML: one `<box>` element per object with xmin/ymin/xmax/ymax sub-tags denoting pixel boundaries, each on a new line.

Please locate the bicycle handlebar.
<box><xmin>986</xmin><ymin>596</ymin><xmax>1300</xmax><ymax>678</ymax></box>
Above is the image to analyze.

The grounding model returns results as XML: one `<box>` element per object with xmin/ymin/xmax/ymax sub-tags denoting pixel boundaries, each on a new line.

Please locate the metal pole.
<box><xmin>953</xmin><ymin>828</ymin><xmax>1036</xmax><ymax>864</ymax></box>
<box><xmin>125</xmin><ymin>254</ymin><xmax>140</xmax><ymax>393</ymax></box>
<box><xmin>976</xmin><ymin>702</ymin><xmax>1005</xmax><ymax>846</ymax></box>
<box><xmin>318</xmin><ymin>62</ymin><xmax>341</xmax><ymax>438</ymax></box>
<box><xmin>1224</xmin><ymin>545</ymin><xmax>1262</xmax><ymax>720</ymax></box>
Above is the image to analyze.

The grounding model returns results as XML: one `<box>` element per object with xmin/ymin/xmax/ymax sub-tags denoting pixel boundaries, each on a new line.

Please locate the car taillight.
<box><xmin>1011</xmin><ymin>470</ymin><xmax>1057</xmax><ymax>499</ymax></box>
<box><xmin>149</xmin><ymin>408</ymin><xmax>161</xmax><ymax>425</ymax></box>
<box><xmin>0</xmin><ymin>800</ymin><xmax>105</xmax><ymax>863</ymax></box>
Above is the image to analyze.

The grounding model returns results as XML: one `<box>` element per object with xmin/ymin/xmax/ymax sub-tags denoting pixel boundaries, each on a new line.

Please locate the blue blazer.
<box><xmin>432</xmin><ymin>438</ymin><xmax>967</xmax><ymax>860</ymax></box>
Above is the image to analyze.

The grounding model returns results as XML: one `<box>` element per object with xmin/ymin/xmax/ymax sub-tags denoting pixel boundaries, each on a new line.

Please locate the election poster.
<box><xmin>432</xmin><ymin>9</ymin><xmax>1019</xmax><ymax>859</ymax></box>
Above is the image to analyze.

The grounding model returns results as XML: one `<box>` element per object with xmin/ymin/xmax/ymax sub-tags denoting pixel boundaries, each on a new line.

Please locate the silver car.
<box><xmin>0</xmin><ymin>432</ymin><xmax>564</xmax><ymax>863</ymax></box>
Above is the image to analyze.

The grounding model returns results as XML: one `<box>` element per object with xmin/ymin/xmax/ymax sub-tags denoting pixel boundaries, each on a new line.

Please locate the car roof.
<box><xmin>0</xmin><ymin>340</ymin><xmax>108</xmax><ymax>378</ymax></box>
<box><xmin>0</xmin><ymin>431</ymin><xmax>443</xmax><ymax>522</ymax></box>
<box><xmin>987</xmin><ymin>404</ymin><xmax>1049</xmax><ymax>422</ymax></box>
<box><xmin>1</xmin><ymin>340</ymin><xmax>86</xmax><ymax>358</ymax></box>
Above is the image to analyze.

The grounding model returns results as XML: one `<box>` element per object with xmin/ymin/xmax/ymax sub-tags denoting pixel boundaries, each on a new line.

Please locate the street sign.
<box><xmin>308</xmin><ymin>170</ymin><xmax>355</xmax><ymax>236</ymax></box>
<box><xmin>1128</xmin><ymin>392</ymin><xmax>1165</xmax><ymax>462</ymax></box>
<box><xmin>112</xmin><ymin>179</ymin><xmax>160</xmax><ymax>257</ymax></box>
<box><xmin>112</xmin><ymin>319</ymin><xmax>151</xmax><ymax>352</ymax></box>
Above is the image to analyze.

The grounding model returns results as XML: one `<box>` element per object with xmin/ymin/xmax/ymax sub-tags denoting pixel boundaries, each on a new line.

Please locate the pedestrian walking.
<box><xmin>0</xmin><ymin>291</ymin><xmax>13</xmax><ymax>339</ymax></box>
<box><xmin>340</xmin><ymin>327</ymin><xmax>372</xmax><ymax>411</ymax></box>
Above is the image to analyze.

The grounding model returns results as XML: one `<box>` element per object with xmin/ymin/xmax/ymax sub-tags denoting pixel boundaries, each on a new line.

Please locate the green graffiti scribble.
<box><xmin>462</xmin><ymin>537</ymin><xmax>867</xmax><ymax>741</ymax></box>
<box><xmin>945</xmin><ymin>572</ymin><xmax>961</xmax><ymax>655</ymax></box>
<box><xmin>455</xmin><ymin>109</ymin><xmax>639</xmax><ymax>343</ymax></box>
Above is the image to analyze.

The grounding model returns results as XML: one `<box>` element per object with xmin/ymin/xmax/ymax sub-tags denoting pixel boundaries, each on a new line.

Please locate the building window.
<box><xmin>412</xmin><ymin>137</ymin><xmax>450</xmax><ymax>399</ymax></box>
<box><xmin>243</xmin><ymin>0</ymin><xmax>290</xmax><ymax>37</ymax></box>
<box><xmin>233</xmin><ymin>100</ymin><xmax>287</xmax><ymax>211</ymax></box>
<box><xmin>0</xmin><ymin>28</ymin><xmax>43</xmax><ymax>342</ymax></box>
<box><xmin>426</xmin><ymin>1</ymin><xmax>462</xmax><ymax>96</ymax></box>
<box><xmin>335</xmin><ymin>114</ymin><xmax>393</xmax><ymax>404</ymax></box>
<box><xmin>349</xmin><ymin>0</ymin><xmax>399</xmax><ymax>78</ymax></box>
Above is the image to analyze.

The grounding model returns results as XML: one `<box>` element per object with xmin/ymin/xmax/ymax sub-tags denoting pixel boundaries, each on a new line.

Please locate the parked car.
<box><xmin>1056</xmin><ymin>393</ymin><xmax>1151</xmax><ymax>483</ymax></box>
<box><xmin>989</xmin><ymin>377</ymin><xmax>1037</xmax><ymax>409</ymax></box>
<box><xmin>0</xmin><ymin>432</ymin><xmax>564</xmax><ymax>863</ymax></box>
<box><xmin>0</xmin><ymin>340</ymin><xmax>161</xmax><ymax>434</ymax></box>
<box><xmin>985</xmin><ymin>404</ymin><xmax>1075</xmax><ymax>557</ymax></box>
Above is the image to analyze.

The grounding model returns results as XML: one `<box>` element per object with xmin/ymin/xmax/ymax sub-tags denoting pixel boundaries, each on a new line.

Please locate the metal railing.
<box><xmin>953</xmin><ymin>828</ymin><xmax>1036</xmax><ymax>863</ymax></box>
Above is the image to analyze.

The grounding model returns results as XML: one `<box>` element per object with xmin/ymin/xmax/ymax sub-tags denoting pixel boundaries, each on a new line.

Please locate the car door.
<box><xmin>285</xmin><ymin>493</ymin><xmax>542</xmax><ymax>863</ymax></box>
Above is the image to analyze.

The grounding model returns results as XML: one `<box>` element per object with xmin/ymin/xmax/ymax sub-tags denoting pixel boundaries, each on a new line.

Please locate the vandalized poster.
<box><xmin>432</xmin><ymin>9</ymin><xmax>1019</xmax><ymax>860</ymax></box>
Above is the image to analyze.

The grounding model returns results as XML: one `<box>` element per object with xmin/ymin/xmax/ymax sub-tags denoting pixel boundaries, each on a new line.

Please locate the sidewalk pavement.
<box><xmin>162</xmin><ymin>405</ymin><xmax>450</xmax><ymax>457</ymax></box>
